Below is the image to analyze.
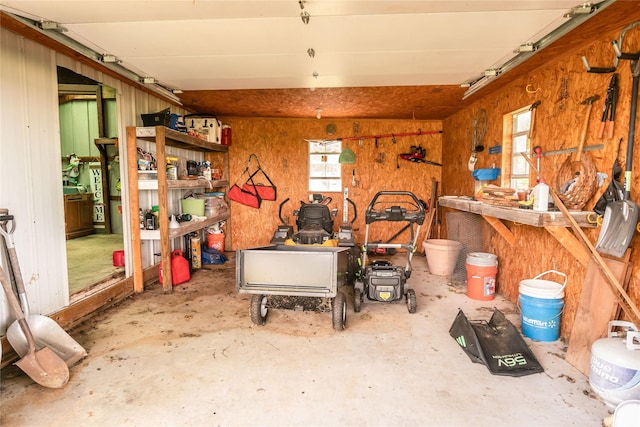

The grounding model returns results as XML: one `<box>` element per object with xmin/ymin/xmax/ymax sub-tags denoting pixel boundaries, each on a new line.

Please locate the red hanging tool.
<box><xmin>533</xmin><ymin>146</ymin><xmax>543</xmax><ymax>183</ymax></box>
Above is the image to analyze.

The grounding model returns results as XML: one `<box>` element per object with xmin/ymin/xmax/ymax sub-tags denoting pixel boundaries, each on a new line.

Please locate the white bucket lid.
<box><xmin>519</xmin><ymin>279</ymin><xmax>565</xmax><ymax>299</ymax></box>
<box><xmin>614</xmin><ymin>400</ymin><xmax>640</xmax><ymax>427</ymax></box>
<box><xmin>519</xmin><ymin>270</ymin><xmax>567</xmax><ymax>299</ymax></box>
<box><xmin>466</xmin><ymin>252</ymin><xmax>498</xmax><ymax>267</ymax></box>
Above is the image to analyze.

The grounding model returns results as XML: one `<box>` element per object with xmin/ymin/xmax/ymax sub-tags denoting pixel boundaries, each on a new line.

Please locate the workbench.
<box><xmin>438</xmin><ymin>196</ymin><xmax>597</xmax><ymax>267</ymax></box>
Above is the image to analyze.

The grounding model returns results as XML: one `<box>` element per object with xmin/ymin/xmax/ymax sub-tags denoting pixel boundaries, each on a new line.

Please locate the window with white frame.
<box><xmin>309</xmin><ymin>140</ymin><xmax>342</xmax><ymax>192</ymax></box>
<box><xmin>510</xmin><ymin>108</ymin><xmax>532</xmax><ymax>190</ymax></box>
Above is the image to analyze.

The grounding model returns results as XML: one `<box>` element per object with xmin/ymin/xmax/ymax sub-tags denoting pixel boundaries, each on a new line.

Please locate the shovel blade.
<box><xmin>7</xmin><ymin>315</ymin><xmax>87</xmax><ymax>367</ymax></box>
<box><xmin>15</xmin><ymin>346</ymin><xmax>69</xmax><ymax>389</ymax></box>
<box><xmin>595</xmin><ymin>201</ymin><xmax>639</xmax><ymax>258</ymax></box>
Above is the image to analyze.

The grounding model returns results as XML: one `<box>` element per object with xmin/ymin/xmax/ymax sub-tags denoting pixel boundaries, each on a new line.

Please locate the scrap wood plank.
<box><xmin>565</xmin><ymin>254</ymin><xmax>632</xmax><ymax>376</ymax></box>
<box><xmin>424</xmin><ymin>178</ymin><xmax>438</xmax><ymax>243</ymax></box>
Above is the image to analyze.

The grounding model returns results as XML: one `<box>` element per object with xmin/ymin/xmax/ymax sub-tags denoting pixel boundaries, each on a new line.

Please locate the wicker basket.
<box><xmin>555</xmin><ymin>154</ymin><xmax>598</xmax><ymax>210</ymax></box>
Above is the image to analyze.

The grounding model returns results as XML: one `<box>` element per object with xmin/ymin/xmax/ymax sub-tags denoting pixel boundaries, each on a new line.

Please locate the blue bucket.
<box><xmin>518</xmin><ymin>270</ymin><xmax>567</xmax><ymax>342</ymax></box>
<box><xmin>518</xmin><ymin>294</ymin><xmax>564</xmax><ymax>341</ymax></box>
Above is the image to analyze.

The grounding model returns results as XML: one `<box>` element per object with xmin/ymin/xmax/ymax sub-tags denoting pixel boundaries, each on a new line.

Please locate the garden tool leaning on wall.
<box><xmin>0</xmin><ymin>212</ymin><xmax>87</xmax><ymax>368</ymax></box>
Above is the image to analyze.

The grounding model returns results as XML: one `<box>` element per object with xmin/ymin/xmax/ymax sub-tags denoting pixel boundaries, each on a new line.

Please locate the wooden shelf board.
<box><xmin>140</xmin><ymin>212</ymin><xmax>229</xmax><ymax>240</ymax></box>
<box><xmin>135</xmin><ymin>126</ymin><xmax>228</xmax><ymax>153</ymax></box>
<box><xmin>438</xmin><ymin>196</ymin><xmax>596</xmax><ymax>228</ymax></box>
<box><xmin>138</xmin><ymin>179</ymin><xmax>229</xmax><ymax>191</ymax></box>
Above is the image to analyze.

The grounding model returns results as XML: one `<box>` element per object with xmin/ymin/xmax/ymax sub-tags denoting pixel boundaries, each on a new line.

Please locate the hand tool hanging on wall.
<box><xmin>396</xmin><ymin>145</ymin><xmax>442</xmax><ymax>168</ymax></box>
<box><xmin>593</xmin><ymin>137</ymin><xmax>625</xmax><ymax>217</ymax></box>
<box><xmin>468</xmin><ymin>110</ymin><xmax>487</xmax><ymax>171</ymax></box>
<box><xmin>528</xmin><ymin>101</ymin><xmax>541</xmax><ymax>140</ymax></box>
<box><xmin>598</xmin><ymin>74</ymin><xmax>619</xmax><ymax>139</ymax></box>
<box><xmin>533</xmin><ymin>146</ymin><xmax>543</xmax><ymax>183</ymax></box>
<box><xmin>472</xmin><ymin>109</ymin><xmax>487</xmax><ymax>153</ymax></box>
<box><xmin>571</xmin><ymin>94</ymin><xmax>600</xmax><ymax>176</ymax></box>
<box><xmin>528</xmin><ymin>101</ymin><xmax>542</xmax><ymax>183</ymax></box>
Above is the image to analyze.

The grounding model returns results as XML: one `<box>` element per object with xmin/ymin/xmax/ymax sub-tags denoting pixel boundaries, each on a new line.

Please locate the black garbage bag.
<box><xmin>449</xmin><ymin>309</ymin><xmax>544</xmax><ymax>377</ymax></box>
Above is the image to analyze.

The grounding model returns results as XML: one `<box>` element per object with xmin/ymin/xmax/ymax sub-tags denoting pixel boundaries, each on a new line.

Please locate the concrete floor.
<box><xmin>0</xmin><ymin>252</ymin><xmax>612</xmax><ymax>426</ymax></box>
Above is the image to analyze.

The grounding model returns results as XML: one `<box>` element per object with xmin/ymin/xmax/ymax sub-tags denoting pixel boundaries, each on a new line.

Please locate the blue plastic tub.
<box><xmin>472</xmin><ymin>168</ymin><xmax>501</xmax><ymax>181</ymax></box>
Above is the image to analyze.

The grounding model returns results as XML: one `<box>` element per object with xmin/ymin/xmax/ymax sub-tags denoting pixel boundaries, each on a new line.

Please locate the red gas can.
<box><xmin>159</xmin><ymin>250</ymin><xmax>191</xmax><ymax>286</ymax></box>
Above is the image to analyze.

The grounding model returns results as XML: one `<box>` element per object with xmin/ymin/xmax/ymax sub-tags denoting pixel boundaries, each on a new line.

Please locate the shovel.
<box><xmin>0</xmin><ymin>265</ymin><xmax>69</xmax><ymax>388</ymax></box>
<box><xmin>0</xmin><ymin>213</ymin><xmax>87</xmax><ymax>366</ymax></box>
<box><xmin>595</xmin><ymin>60</ymin><xmax>640</xmax><ymax>258</ymax></box>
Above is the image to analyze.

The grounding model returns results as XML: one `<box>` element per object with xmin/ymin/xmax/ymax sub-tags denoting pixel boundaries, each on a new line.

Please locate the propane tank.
<box><xmin>589</xmin><ymin>321</ymin><xmax>640</xmax><ymax>408</ymax></box>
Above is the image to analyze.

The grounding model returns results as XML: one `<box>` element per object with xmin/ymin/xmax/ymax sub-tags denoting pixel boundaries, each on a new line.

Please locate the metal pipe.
<box><xmin>340</xmin><ymin>130</ymin><xmax>441</xmax><ymax>142</ymax></box>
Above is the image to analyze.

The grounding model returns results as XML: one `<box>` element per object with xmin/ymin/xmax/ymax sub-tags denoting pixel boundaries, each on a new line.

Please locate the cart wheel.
<box><xmin>406</xmin><ymin>289</ymin><xmax>417</xmax><ymax>314</ymax></box>
<box><xmin>354</xmin><ymin>288</ymin><xmax>362</xmax><ymax>313</ymax></box>
<box><xmin>250</xmin><ymin>294</ymin><xmax>268</xmax><ymax>325</ymax></box>
<box><xmin>332</xmin><ymin>291</ymin><xmax>347</xmax><ymax>331</ymax></box>
<box><xmin>387</xmin><ymin>248</ymin><xmax>396</xmax><ymax>255</ymax></box>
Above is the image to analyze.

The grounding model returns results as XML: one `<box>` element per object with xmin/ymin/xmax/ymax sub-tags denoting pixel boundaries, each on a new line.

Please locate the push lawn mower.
<box><xmin>354</xmin><ymin>191</ymin><xmax>426</xmax><ymax>314</ymax></box>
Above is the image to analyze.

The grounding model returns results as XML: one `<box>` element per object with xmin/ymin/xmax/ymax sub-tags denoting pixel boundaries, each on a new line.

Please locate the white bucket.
<box><xmin>423</xmin><ymin>239</ymin><xmax>463</xmax><ymax>276</ymax></box>
<box><xmin>614</xmin><ymin>400</ymin><xmax>640</xmax><ymax>427</ymax></box>
<box><xmin>519</xmin><ymin>270</ymin><xmax>567</xmax><ymax>299</ymax></box>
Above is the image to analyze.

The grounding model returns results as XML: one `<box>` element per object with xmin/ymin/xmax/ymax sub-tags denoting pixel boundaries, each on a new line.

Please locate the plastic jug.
<box><xmin>533</xmin><ymin>182</ymin><xmax>549</xmax><ymax>212</ymax></box>
<box><xmin>159</xmin><ymin>250</ymin><xmax>191</xmax><ymax>286</ymax></box>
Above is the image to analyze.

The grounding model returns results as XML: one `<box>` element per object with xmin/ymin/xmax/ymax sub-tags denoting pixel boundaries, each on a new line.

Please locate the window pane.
<box><xmin>511</xmin><ymin>177</ymin><xmax>529</xmax><ymax>190</ymax></box>
<box><xmin>514</xmin><ymin>110</ymin><xmax>531</xmax><ymax>133</ymax></box>
<box><xmin>310</xmin><ymin>178</ymin><xmax>341</xmax><ymax>192</ymax></box>
<box><xmin>309</xmin><ymin>140</ymin><xmax>342</xmax><ymax>192</ymax></box>
<box><xmin>512</xmin><ymin>156</ymin><xmax>527</xmax><ymax>174</ymax></box>
<box><xmin>310</xmin><ymin>163</ymin><xmax>340</xmax><ymax>178</ymax></box>
<box><xmin>310</xmin><ymin>140</ymin><xmax>341</xmax><ymax>154</ymax></box>
<box><xmin>513</xmin><ymin>135</ymin><xmax>528</xmax><ymax>153</ymax></box>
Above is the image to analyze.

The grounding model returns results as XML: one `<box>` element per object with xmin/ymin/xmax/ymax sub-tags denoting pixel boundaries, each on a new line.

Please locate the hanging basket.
<box><xmin>555</xmin><ymin>154</ymin><xmax>598</xmax><ymax>210</ymax></box>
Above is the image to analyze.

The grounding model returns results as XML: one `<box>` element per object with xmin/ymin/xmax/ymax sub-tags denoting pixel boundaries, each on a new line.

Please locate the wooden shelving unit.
<box><xmin>127</xmin><ymin>126</ymin><xmax>230</xmax><ymax>293</ymax></box>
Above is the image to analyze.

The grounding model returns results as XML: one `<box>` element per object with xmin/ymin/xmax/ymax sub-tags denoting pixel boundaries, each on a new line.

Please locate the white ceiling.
<box><xmin>1</xmin><ymin>0</ymin><xmax>591</xmax><ymax>93</ymax></box>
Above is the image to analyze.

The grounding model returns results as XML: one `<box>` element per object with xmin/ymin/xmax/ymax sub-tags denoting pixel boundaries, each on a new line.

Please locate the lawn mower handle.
<box><xmin>346</xmin><ymin>197</ymin><xmax>357</xmax><ymax>224</ymax></box>
<box><xmin>277</xmin><ymin>198</ymin><xmax>290</xmax><ymax>224</ymax></box>
<box><xmin>365</xmin><ymin>191</ymin><xmax>426</xmax><ymax>225</ymax></box>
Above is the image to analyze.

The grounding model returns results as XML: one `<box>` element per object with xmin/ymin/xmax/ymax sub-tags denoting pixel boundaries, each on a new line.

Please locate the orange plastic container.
<box><xmin>207</xmin><ymin>233</ymin><xmax>225</xmax><ymax>252</ymax></box>
<box><xmin>159</xmin><ymin>250</ymin><xmax>191</xmax><ymax>286</ymax></box>
<box><xmin>466</xmin><ymin>252</ymin><xmax>498</xmax><ymax>301</ymax></box>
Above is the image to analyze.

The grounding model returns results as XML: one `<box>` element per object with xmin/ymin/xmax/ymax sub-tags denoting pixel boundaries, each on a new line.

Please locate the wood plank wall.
<box><xmin>219</xmin><ymin>118</ymin><xmax>442</xmax><ymax>252</ymax></box>
<box><xmin>442</xmin><ymin>18</ymin><xmax>640</xmax><ymax>338</ymax></box>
